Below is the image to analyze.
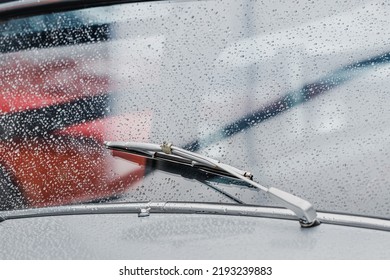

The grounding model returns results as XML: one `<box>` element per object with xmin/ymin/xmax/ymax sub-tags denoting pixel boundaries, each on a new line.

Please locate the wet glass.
<box><xmin>0</xmin><ymin>0</ymin><xmax>389</xmax><ymax>219</ymax></box>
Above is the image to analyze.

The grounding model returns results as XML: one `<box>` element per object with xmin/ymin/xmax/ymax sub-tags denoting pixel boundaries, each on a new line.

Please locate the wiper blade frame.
<box><xmin>104</xmin><ymin>141</ymin><xmax>319</xmax><ymax>228</ymax></box>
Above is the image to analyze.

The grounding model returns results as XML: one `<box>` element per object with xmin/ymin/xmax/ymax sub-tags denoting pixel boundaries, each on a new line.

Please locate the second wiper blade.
<box><xmin>104</xmin><ymin>141</ymin><xmax>320</xmax><ymax>228</ymax></box>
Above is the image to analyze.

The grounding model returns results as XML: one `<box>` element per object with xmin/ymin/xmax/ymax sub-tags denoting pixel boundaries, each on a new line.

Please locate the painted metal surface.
<box><xmin>0</xmin><ymin>210</ymin><xmax>389</xmax><ymax>259</ymax></box>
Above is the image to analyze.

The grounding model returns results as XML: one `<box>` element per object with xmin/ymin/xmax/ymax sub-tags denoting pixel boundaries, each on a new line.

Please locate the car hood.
<box><xmin>1</xmin><ymin>203</ymin><xmax>389</xmax><ymax>259</ymax></box>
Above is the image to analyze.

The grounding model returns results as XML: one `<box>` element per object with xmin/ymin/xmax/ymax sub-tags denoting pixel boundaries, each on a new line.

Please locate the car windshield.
<box><xmin>0</xmin><ymin>0</ymin><xmax>389</xmax><ymax>220</ymax></box>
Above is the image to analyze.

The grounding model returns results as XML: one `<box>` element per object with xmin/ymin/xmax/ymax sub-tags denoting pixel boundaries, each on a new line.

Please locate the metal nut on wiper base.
<box><xmin>104</xmin><ymin>141</ymin><xmax>320</xmax><ymax>228</ymax></box>
<box><xmin>300</xmin><ymin>219</ymin><xmax>321</xmax><ymax>228</ymax></box>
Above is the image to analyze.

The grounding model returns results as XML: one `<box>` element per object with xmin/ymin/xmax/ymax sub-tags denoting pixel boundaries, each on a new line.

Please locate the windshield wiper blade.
<box><xmin>104</xmin><ymin>141</ymin><xmax>320</xmax><ymax>228</ymax></box>
<box><xmin>105</xmin><ymin>141</ymin><xmax>252</xmax><ymax>180</ymax></box>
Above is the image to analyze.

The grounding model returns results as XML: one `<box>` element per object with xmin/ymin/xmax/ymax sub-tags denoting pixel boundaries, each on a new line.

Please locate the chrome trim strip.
<box><xmin>317</xmin><ymin>212</ymin><xmax>390</xmax><ymax>232</ymax></box>
<box><xmin>1</xmin><ymin>202</ymin><xmax>389</xmax><ymax>231</ymax></box>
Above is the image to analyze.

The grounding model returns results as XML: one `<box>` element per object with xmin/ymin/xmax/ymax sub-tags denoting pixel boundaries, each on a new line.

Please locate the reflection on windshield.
<box><xmin>0</xmin><ymin>0</ymin><xmax>389</xmax><ymax>219</ymax></box>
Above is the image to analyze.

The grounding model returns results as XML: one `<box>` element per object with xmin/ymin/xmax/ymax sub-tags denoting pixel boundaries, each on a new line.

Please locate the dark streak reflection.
<box><xmin>183</xmin><ymin>52</ymin><xmax>390</xmax><ymax>151</ymax></box>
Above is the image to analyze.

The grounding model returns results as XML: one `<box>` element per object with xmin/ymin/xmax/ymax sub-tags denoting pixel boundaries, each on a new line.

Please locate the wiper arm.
<box><xmin>104</xmin><ymin>141</ymin><xmax>320</xmax><ymax>228</ymax></box>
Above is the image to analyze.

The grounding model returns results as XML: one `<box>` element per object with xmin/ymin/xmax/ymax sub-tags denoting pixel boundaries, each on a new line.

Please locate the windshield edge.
<box><xmin>0</xmin><ymin>0</ymin><xmax>161</xmax><ymax>20</ymax></box>
<box><xmin>1</xmin><ymin>202</ymin><xmax>389</xmax><ymax>232</ymax></box>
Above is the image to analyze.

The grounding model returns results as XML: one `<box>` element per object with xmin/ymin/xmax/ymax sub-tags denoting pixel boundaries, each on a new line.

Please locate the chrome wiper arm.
<box><xmin>104</xmin><ymin>141</ymin><xmax>320</xmax><ymax>228</ymax></box>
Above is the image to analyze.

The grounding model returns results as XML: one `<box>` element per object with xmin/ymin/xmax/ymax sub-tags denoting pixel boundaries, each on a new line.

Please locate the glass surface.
<box><xmin>0</xmin><ymin>0</ymin><xmax>389</xmax><ymax>219</ymax></box>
